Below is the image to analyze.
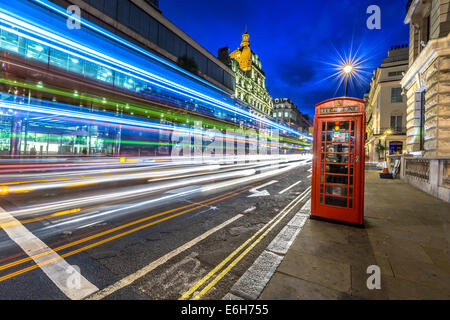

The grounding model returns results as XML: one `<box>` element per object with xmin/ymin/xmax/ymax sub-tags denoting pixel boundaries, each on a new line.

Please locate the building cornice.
<box><xmin>405</xmin><ymin>0</ymin><xmax>419</xmax><ymax>24</ymax></box>
<box><xmin>401</xmin><ymin>34</ymin><xmax>450</xmax><ymax>90</ymax></box>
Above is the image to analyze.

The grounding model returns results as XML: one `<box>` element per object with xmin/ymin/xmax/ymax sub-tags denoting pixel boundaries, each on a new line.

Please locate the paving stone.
<box><xmin>388</xmin><ymin>255</ymin><xmax>450</xmax><ymax>291</ymax></box>
<box><xmin>259</xmin><ymin>170</ymin><xmax>450</xmax><ymax>300</ymax></box>
<box><xmin>277</xmin><ymin>250</ymin><xmax>351</xmax><ymax>294</ymax></box>
<box><xmin>259</xmin><ymin>272</ymin><xmax>352</xmax><ymax>300</ymax></box>
<box><xmin>383</xmin><ymin>275</ymin><xmax>450</xmax><ymax>300</ymax></box>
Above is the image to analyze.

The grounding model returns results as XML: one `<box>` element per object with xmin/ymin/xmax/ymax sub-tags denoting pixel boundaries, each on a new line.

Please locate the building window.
<box><xmin>391</xmin><ymin>87</ymin><xmax>403</xmax><ymax>103</ymax></box>
<box><xmin>419</xmin><ymin>91</ymin><xmax>425</xmax><ymax>151</ymax></box>
<box><xmin>388</xmin><ymin>71</ymin><xmax>403</xmax><ymax>77</ymax></box>
<box><xmin>390</xmin><ymin>115</ymin><xmax>403</xmax><ymax>134</ymax></box>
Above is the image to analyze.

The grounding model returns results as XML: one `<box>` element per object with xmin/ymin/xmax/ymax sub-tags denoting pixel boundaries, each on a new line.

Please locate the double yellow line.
<box><xmin>180</xmin><ymin>186</ymin><xmax>311</xmax><ymax>300</ymax></box>
<box><xmin>0</xmin><ymin>185</ymin><xmax>253</xmax><ymax>283</ymax></box>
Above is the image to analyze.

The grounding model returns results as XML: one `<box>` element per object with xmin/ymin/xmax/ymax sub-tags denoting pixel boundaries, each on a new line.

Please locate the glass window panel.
<box><xmin>327</xmin><ymin>121</ymin><xmax>350</xmax><ymax>132</ymax></box>
<box><xmin>325</xmin><ymin>196</ymin><xmax>347</xmax><ymax>208</ymax></box>
<box><xmin>326</xmin><ymin>154</ymin><xmax>349</xmax><ymax>163</ymax></box>
<box><xmin>325</xmin><ymin>185</ymin><xmax>348</xmax><ymax>197</ymax></box>
<box><xmin>326</xmin><ymin>164</ymin><xmax>349</xmax><ymax>174</ymax></box>
<box><xmin>96</xmin><ymin>66</ymin><xmax>113</xmax><ymax>84</ymax></box>
<box><xmin>328</xmin><ymin>132</ymin><xmax>348</xmax><ymax>143</ymax></box>
<box><xmin>68</xmin><ymin>56</ymin><xmax>83</xmax><ymax>74</ymax></box>
<box><xmin>327</xmin><ymin>143</ymin><xmax>349</xmax><ymax>153</ymax></box>
<box><xmin>83</xmin><ymin>60</ymin><xmax>99</xmax><ymax>79</ymax></box>
<box><xmin>50</xmin><ymin>50</ymin><xmax>68</xmax><ymax>70</ymax></box>
<box><xmin>117</xmin><ymin>0</ymin><xmax>130</xmax><ymax>25</ymax></box>
<box><xmin>26</xmin><ymin>41</ymin><xmax>48</xmax><ymax>63</ymax></box>
<box><xmin>325</xmin><ymin>174</ymin><xmax>348</xmax><ymax>185</ymax></box>
<box><xmin>1</xmin><ymin>29</ymin><xmax>20</xmax><ymax>53</ymax></box>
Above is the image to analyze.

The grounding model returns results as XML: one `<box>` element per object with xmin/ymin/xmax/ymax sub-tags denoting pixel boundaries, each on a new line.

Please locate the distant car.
<box><xmin>376</xmin><ymin>162</ymin><xmax>383</xmax><ymax>170</ymax></box>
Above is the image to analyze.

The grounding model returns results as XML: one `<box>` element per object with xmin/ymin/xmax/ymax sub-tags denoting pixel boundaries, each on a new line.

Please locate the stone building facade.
<box><xmin>218</xmin><ymin>32</ymin><xmax>273</xmax><ymax>116</ymax></box>
<box><xmin>401</xmin><ymin>0</ymin><xmax>450</xmax><ymax>156</ymax></box>
<box><xmin>365</xmin><ymin>45</ymin><xmax>409</xmax><ymax>161</ymax></box>
<box><xmin>272</xmin><ymin>98</ymin><xmax>313</xmax><ymax>134</ymax></box>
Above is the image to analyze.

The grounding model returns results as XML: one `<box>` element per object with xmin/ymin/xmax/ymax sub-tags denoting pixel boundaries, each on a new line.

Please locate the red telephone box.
<box><xmin>311</xmin><ymin>97</ymin><xmax>366</xmax><ymax>226</ymax></box>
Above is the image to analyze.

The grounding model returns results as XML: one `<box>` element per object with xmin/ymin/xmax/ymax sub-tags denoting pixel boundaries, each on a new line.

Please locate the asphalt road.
<box><xmin>0</xmin><ymin>155</ymin><xmax>312</xmax><ymax>300</ymax></box>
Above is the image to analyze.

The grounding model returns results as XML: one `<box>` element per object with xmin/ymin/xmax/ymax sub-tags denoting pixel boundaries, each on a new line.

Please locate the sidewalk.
<box><xmin>259</xmin><ymin>170</ymin><xmax>450</xmax><ymax>300</ymax></box>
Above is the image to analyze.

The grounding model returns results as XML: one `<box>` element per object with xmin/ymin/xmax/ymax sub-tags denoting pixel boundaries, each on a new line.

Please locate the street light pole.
<box><xmin>345</xmin><ymin>74</ymin><xmax>349</xmax><ymax>97</ymax></box>
<box><xmin>342</xmin><ymin>64</ymin><xmax>353</xmax><ymax>97</ymax></box>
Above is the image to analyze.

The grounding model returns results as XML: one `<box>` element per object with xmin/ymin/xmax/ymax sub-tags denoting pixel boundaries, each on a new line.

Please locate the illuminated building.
<box><xmin>218</xmin><ymin>32</ymin><xmax>273</xmax><ymax>116</ymax></box>
<box><xmin>0</xmin><ymin>0</ymin><xmax>310</xmax><ymax>157</ymax></box>
<box><xmin>365</xmin><ymin>45</ymin><xmax>409</xmax><ymax>161</ymax></box>
<box><xmin>50</xmin><ymin>0</ymin><xmax>235</xmax><ymax>94</ymax></box>
<box><xmin>272</xmin><ymin>98</ymin><xmax>313</xmax><ymax>134</ymax></box>
<box><xmin>401</xmin><ymin>0</ymin><xmax>450</xmax><ymax>156</ymax></box>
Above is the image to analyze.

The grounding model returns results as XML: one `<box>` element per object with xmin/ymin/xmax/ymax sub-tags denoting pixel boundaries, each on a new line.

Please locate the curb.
<box><xmin>223</xmin><ymin>198</ymin><xmax>311</xmax><ymax>300</ymax></box>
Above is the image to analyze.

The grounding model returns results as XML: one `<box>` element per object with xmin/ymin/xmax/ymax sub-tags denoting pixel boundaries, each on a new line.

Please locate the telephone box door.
<box><xmin>312</xmin><ymin>115</ymin><xmax>365</xmax><ymax>225</ymax></box>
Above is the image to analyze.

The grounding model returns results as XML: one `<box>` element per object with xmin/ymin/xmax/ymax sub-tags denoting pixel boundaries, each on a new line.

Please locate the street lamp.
<box><xmin>342</xmin><ymin>64</ymin><xmax>354</xmax><ymax>97</ymax></box>
<box><xmin>381</xmin><ymin>129</ymin><xmax>393</xmax><ymax>159</ymax></box>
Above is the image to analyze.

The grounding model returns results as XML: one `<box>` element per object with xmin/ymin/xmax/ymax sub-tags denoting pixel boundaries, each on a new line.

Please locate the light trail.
<box><xmin>0</xmin><ymin>2</ymin><xmax>312</xmax><ymax>140</ymax></box>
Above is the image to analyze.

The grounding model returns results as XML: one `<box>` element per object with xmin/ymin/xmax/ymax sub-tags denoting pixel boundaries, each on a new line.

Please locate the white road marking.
<box><xmin>226</xmin><ymin>196</ymin><xmax>311</xmax><ymax>300</ymax></box>
<box><xmin>278</xmin><ymin>180</ymin><xmax>302</xmax><ymax>195</ymax></box>
<box><xmin>0</xmin><ymin>207</ymin><xmax>98</xmax><ymax>300</ymax></box>
<box><xmin>307</xmin><ymin>175</ymin><xmax>312</xmax><ymax>179</ymax></box>
<box><xmin>243</xmin><ymin>207</ymin><xmax>256</xmax><ymax>214</ymax></box>
<box><xmin>86</xmin><ymin>214</ymin><xmax>244</xmax><ymax>300</ymax></box>
<box><xmin>247</xmin><ymin>180</ymin><xmax>278</xmax><ymax>198</ymax></box>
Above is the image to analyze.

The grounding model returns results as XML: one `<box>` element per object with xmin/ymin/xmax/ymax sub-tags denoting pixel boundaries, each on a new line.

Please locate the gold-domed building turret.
<box><xmin>219</xmin><ymin>30</ymin><xmax>273</xmax><ymax>116</ymax></box>
<box><xmin>230</xmin><ymin>32</ymin><xmax>252</xmax><ymax>72</ymax></box>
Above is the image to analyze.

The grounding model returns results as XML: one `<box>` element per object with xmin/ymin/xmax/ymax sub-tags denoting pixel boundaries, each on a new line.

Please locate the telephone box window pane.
<box><xmin>321</xmin><ymin>144</ymin><xmax>325</xmax><ymax>152</ymax></box>
<box><xmin>326</xmin><ymin>175</ymin><xmax>348</xmax><ymax>184</ymax></box>
<box><xmin>320</xmin><ymin>185</ymin><xmax>324</xmax><ymax>193</ymax></box>
<box><xmin>320</xmin><ymin>195</ymin><xmax>324</xmax><ymax>204</ymax></box>
<box><xmin>351</xmin><ymin>122</ymin><xmax>355</xmax><ymax>131</ymax></box>
<box><xmin>322</xmin><ymin>122</ymin><xmax>326</xmax><ymax>131</ymax></box>
<box><xmin>325</xmin><ymin>196</ymin><xmax>347</xmax><ymax>208</ymax></box>
<box><xmin>350</xmin><ymin>165</ymin><xmax>354</xmax><ymax>175</ymax></box>
<box><xmin>349</xmin><ymin>199</ymin><xmax>353</xmax><ymax>208</ymax></box>
<box><xmin>350</xmin><ymin>176</ymin><xmax>354</xmax><ymax>185</ymax></box>
<box><xmin>328</xmin><ymin>132</ymin><xmax>348</xmax><ymax>143</ymax></box>
<box><xmin>322</xmin><ymin>133</ymin><xmax>326</xmax><ymax>142</ymax></box>
<box><xmin>326</xmin><ymin>164</ymin><xmax>348</xmax><ymax>174</ymax></box>
<box><xmin>325</xmin><ymin>185</ymin><xmax>348</xmax><ymax>197</ymax></box>
<box><xmin>321</xmin><ymin>153</ymin><xmax>325</xmax><ymax>162</ymax></box>
<box><xmin>327</xmin><ymin>143</ymin><xmax>349</xmax><ymax>153</ymax></box>
<box><xmin>326</xmin><ymin>154</ymin><xmax>349</xmax><ymax>163</ymax></box>
<box><xmin>349</xmin><ymin>188</ymin><xmax>353</xmax><ymax>197</ymax></box>
<box><xmin>328</xmin><ymin>121</ymin><xmax>350</xmax><ymax>132</ymax></box>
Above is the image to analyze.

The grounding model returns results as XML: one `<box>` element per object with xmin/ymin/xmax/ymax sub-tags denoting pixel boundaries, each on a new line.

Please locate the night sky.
<box><xmin>160</xmin><ymin>0</ymin><xmax>409</xmax><ymax>118</ymax></box>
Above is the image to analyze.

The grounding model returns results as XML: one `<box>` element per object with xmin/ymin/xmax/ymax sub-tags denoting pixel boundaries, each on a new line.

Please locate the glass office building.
<box><xmin>0</xmin><ymin>0</ymin><xmax>309</xmax><ymax>157</ymax></box>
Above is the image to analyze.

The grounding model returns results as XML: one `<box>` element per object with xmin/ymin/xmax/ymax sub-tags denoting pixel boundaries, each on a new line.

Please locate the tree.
<box><xmin>375</xmin><ymin>141</ymin><xmax>386</xmax><ymax>160</ymax></box>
